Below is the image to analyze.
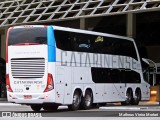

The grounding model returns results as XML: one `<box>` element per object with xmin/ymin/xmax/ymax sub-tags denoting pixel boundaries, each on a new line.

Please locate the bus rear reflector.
<box><xmin>44</xmin><ymin>73</ymin><xmax>54</xmax><ymax>92</ymax></box>
<box><xmin>6</xmin><ymin>74</ymin><xmax>13</xmax><ymax>92</ymax></box>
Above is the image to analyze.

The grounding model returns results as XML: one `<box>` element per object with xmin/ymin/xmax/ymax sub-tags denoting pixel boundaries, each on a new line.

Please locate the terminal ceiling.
<box><xmin>0</xmin><ymin>0</ymin><xmax>160</xmax><ymax>27</ymax></box>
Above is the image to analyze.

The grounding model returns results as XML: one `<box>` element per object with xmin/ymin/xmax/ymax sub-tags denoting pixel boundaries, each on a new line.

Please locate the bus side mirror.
<box><xmin>142</xmin><ymin>58</ymin><xmax>150</xmax><ymax>65</ymax></box>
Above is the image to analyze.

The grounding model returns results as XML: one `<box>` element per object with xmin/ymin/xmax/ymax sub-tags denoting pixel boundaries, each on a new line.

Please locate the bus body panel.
<box><xmin>48</xmin><ymin>26</ymin><xmax>56</xmax><ymax>62</ymax></box>
<box><xmin>8</xmin><ymin>45</ymin><xmax>48</xmax><ymax>94</ymax></box>
<box><xmin>7</xmin><ymin>26</ymin><xmax>57</xmax><ymax>104</ymax></box>
<box><xmin>63</xmin><ymin>67</ymin><xmax>72</xmax><ymax>104</ymax></box>
<box><xmin>6</xmin><ymin>25</ymin><xmax>150</xmax><ymax>107</ymax></box>
<box><xmin>95</xmin><ymin>84</ymin><xmax>104</xmax><ymax>102</ymax></box>
<box><xmin>112</xmin><ymin>83</ymin><xmax>126</xmax><ymax>101</ymax></box>
<box><xmin>7</xmin><ymin>90</ymin><xmax>56</xmax><ymax>104</ymax></box>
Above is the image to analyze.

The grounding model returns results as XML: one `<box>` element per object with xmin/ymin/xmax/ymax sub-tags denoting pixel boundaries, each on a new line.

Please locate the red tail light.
<box><xmin>44</xmin><ymin>73</ymin><xmax>54</xmax><ymax>92</ymax></box>
<box><xmin>6</xmin><ymin>74</ymin><xmax>13</xmax><ymax>92</ymax></box>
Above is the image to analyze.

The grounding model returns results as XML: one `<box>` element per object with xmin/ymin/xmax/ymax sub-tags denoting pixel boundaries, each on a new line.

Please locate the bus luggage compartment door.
<box><xmin>55</xmin><ymin>67</ymin><xmax>72</xmax><ymax>104</ymax></box>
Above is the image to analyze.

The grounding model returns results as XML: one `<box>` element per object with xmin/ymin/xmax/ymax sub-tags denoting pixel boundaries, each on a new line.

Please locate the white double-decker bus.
<box><xmin>6</xmin><ymin>25</ymin><xmax>150</xmax><ymax>111</ymax></box>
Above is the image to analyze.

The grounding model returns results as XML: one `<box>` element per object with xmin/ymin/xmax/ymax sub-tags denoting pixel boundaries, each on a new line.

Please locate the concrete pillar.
<box><xmin>127</xmin><ymin>13</ymin><xmax>136</xmax><ymax>38</ymax></box>
<box><xmin>80</xmin><ymin>0</ymin><xmax>86</xmax><ymax>30</ymax></box>
<box><xmin>153</xmin><ymin>73</ymin><xmax>156</xmax><ymax>86</ymax></box>
<box><xmin>0</xmin><ymin>28</ymin><xmax>7</xmax><ymax>60</ymax></box>
<box><xmin>80</xmin><ymin>18</ymin><xmax>86</xmax><ymax>30</ymax></box>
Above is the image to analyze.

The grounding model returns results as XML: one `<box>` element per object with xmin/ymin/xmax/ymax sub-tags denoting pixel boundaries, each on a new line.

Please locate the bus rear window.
<box><xmin>8</xmin><ymin>28</ymin><xmax>47</xmax><ymax>46</ymax></box>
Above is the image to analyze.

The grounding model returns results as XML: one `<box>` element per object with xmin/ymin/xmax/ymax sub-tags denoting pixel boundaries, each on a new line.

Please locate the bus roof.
<box><xmin>10</xmin><ymin>25</ymin><xmax>134</xmax><ymax>42</ymax></box>
<box><xmin>52</xmin><ymin>26</ymin><xmax>134</xmax><ymax>42</ymax></box>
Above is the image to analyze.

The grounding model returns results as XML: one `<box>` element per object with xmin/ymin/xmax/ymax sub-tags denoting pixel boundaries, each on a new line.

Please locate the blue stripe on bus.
<box><xmin>47</xmin><ymin>26</ymin><xmax>56</xmax><ymax>62</ymax></box>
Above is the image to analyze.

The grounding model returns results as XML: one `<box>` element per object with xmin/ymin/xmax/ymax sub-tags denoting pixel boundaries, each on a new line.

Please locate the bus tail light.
<box><xmin>6</xmin><ymin>74</ymin><xmax>13</xmax><ymax>92</ymax></box>
<box><xmin>44</xmin><ymin>73</ymin><xmax>54</xmax><ymax>92</ymax></box>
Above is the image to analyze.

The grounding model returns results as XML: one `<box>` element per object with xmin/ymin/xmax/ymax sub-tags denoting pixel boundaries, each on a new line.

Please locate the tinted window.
<box><xmin>91</xmin><ymin>68</ymin><xmax>141</xmax><ymax>83</ymax></box>
<box><xmin>55</xmin><ymin>30</ymin><xmax>75</xmax><ymax>51</ymax></box>
<box><xmin>54</xmin><ymin>30</ymin><xmax>138</xmax><ymax>60</ymax></box>
<box><xmin>124</xmin><ymin>70</ymin><xmax>141</xmax><ymax>83</ymax></box>
<box><xmin>8</xmin><ymin>28</ymin><xmax>47</xmax><ymax>45</ymax></box>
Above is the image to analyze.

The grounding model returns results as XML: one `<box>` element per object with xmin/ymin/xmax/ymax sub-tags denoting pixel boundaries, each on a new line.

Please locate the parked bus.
<box><xmin>6</xmin><ymin>25</ymin><xmax>150</xmax><ymax>111</ymax></box>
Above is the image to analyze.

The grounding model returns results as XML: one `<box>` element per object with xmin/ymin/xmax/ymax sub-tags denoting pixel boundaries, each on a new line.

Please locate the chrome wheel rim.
<box><xmin>126</xmin><ymin>92</ymin><xmax>131</xmax><ymax>103</ymax></box>
<box><xmin>73</xmin><ymin>93</ymin><xmax>80</xmax><ymax>107</ymax></box>
<box><xmin>85</xmin><ymin>94</ymin><xmax>92</xmax><ymax>107</ymax></box>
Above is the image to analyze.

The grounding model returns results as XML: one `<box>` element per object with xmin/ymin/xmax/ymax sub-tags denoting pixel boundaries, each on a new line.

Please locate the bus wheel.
<box><xmin>30</xmin><ymin>104</ymin><xmax>42</xmax><ymax>112</ymax></box>
<box><xmin>121</xmin><ymin>89</ymin><xmax>133</xmax><ymax>105</ymax></box>
<box><xmin>43</xmin><ymin>104</ymin><xmax>58</xmax><ymax>111</ymax></box>
<box><xmin>132</xmin><ymin>89</ymin><xmax>141</xmax><ymax>105</ymax></box>
<box><xmin>68</xmin><ymin>90</ymin><xmax>81</xmax><ymax>111</ymax></box>
<box><xmin>81</xmin><ymin>90</ymin><xmax>93</xmax><ymax>110</ymax></box>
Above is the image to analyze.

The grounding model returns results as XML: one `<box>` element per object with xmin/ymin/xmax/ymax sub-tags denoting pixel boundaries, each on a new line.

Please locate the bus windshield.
<box><xmin>8</xmin><ymin>28</ymin><xmax>47</xmax><ymax>46</ymax></box>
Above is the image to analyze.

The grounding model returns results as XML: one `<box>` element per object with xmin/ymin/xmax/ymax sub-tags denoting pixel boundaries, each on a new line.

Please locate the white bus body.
<box><xmin>6</xmin><ymin>25</ymin><xmax>150</xmax><ymax>111</ymax></box>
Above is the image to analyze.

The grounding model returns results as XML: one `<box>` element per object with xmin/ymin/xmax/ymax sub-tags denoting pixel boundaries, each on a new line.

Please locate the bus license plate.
<box><xmin>24</xmin><ymin>95</ymin><xmax>32</xmax><ymax>99</ymax></box>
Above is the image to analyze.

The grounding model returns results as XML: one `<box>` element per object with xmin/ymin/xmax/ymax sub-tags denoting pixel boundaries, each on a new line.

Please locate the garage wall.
<box><xmin>0</xmin><ymin>29</ymin><xmax>6</xmax><ymax>60</ymax></box>
<box><xmin>146</xmin><ymin>46</ymin><xmax>160</xmax><ymax>63</ymax></box>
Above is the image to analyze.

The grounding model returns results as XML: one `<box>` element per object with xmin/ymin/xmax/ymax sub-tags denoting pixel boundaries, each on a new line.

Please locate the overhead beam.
<box><xmin>0</xmin><ymin>0</ymin><xmax>160</xmax><ymax>27</ymax></box>
<box><xmin>127</xmin><ymin>13</ymin><xmax>136</xmax><ymax>38</ymax></box>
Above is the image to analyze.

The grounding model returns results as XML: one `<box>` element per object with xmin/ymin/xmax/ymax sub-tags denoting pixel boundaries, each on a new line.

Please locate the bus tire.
<box><xmin>30</xmin><ymin>104</ymin><xmax>42</xmax><ymax>112</ymax></box>
<box><xmin>121</xmin><ymin>89</ymin><xmax>133</xmax><ymax>105</ymax></box>
<box><xmin>132</xmin><ymin>89</ymin><xmax>141</xmax><ymax>105</ymax></box>
<box><xmin>68</xmin><ymin>90</ymin><xmax>81</xmax><ymax>111</ymax></box>
<box><xmin>43</xmin><ymin>104</ymin><xmax>58</xmax><ymax>111</ymax></box>
<box><xmin>81</xmin><ymin>90</ymin><xmax>93</xmax><ymax>110</ymax></box>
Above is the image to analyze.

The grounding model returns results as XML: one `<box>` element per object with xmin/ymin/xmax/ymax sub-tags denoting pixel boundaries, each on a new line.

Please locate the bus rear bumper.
<box><xmin>7</xmin><ymin>91</ymin><xmax>55</xmax><ymax>104</ymax></box>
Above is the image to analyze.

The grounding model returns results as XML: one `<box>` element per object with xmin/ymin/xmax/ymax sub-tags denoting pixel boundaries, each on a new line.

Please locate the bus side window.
<box><xmin>55</xmin><ymin>30</ymin><xmax>74</xmax><ymax>51</ymax></box>
<box><xmin>91</xmin><ymin>36</ymin><xmax>104</xmax><ymax>53</ymax></box>
<box><xmin>75</xmin><ymin>33</ymin><xmax>91</xmax><ymax>52</ymax></box>
<box><xmin>111</xmin><ymin>69</ymin><xmax>121</xmax><ymax>83</ymax></box>
<box><xmin>68</xmin><ymin>32</ymin><xmax>77</xmax><ymax>51</ymax></box>
<box><xmin>121</xmin><ymin>41</ymin><xmax>138</xmax><ymax>60</ymax></box>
